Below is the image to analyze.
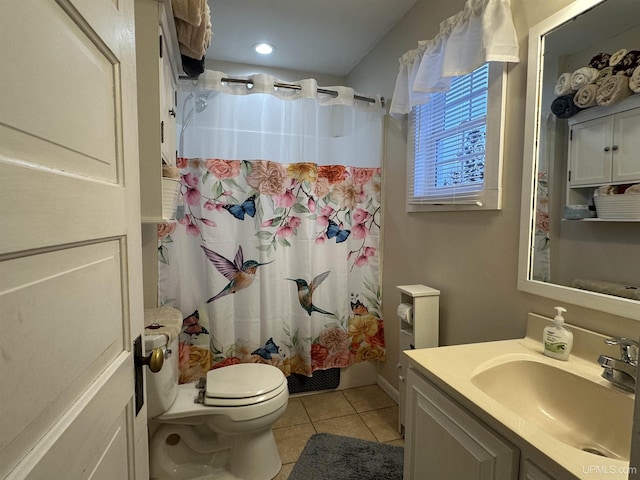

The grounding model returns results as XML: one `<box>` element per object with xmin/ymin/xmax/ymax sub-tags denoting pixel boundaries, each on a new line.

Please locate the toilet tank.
<box><xmin>144</xmin><ymin>334</ymin><xmax>179</xmax><ymax>418</ymax></box>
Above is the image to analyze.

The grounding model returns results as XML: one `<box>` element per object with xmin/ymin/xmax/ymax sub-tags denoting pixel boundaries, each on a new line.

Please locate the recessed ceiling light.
<box><xmin>253</xmin><ymin>43</ymin><xmax>275</xmax><ymax>55</ymax></box>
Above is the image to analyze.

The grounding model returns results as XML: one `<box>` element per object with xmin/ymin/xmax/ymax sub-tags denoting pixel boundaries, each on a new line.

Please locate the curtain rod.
<box><xmin>179</xmin><ymin>75</ymin><xmax>384</xmax><ymax>107</ymax></box>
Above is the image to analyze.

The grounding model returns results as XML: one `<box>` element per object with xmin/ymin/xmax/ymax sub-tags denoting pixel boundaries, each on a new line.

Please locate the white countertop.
<box><xmin>404</xmin><ymin>335</ymin><xmax>634</xmax><ymax>479</ymax></box>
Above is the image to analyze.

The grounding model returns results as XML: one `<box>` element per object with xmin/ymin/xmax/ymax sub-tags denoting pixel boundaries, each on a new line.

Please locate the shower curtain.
<box><xmin>158</xmin><ymin>71</ymin><xmax>385</xmax><ymax>383</ymax></box>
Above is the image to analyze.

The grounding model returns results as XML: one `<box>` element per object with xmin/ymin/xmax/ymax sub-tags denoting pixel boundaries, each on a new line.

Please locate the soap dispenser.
<box><xmin>543</xmin><ymin>306</ymin><xmax>573</xmax><ymax>361</ymax></box>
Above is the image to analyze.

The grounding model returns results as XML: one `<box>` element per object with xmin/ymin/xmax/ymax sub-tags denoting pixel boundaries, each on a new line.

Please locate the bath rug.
<box><xmin>288</xmin><ymin>433</ymin><xmax>403</xmax><ymax>480</ymax></box>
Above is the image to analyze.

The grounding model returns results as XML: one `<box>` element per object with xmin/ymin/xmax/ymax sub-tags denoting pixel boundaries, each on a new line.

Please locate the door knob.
<box><xmin>142</xmin><ymin>348</ymin><xmax>164</xmax><ymax>373</ymax></box>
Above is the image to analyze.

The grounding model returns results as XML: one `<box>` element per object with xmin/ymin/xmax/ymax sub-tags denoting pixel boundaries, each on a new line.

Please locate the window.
<box><xmin>407</xmin><ymin>63</ymin><xmax>507</xmax><ymax>211</ymax></box>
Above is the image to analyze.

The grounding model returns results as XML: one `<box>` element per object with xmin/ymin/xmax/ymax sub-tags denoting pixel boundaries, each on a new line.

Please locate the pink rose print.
<box><xmin>351</xmin><ymin>167</ymin><xmax>377</xmax><ymax>186</ymax></box>
<box><xmin>205</xmin><ymin>159</ymin><xmax>241</xmax><ymax>179</ymax></box>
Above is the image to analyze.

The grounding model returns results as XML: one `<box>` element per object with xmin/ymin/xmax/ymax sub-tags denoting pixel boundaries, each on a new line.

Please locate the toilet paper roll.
<box><xmin>397</xmin><ymin>303</ymin><xmax>413</xmax><ymax>325</ymax></box>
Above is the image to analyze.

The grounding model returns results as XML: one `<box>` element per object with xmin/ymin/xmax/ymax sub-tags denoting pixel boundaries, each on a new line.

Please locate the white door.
<box><xmin>0</xmin><ymin>0</ymin><xmax>147</xmax><ymax>479</ymax></box>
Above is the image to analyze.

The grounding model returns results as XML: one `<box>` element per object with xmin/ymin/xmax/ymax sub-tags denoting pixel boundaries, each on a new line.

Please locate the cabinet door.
<box><xmin>404</xmin><ymin>368</ymin><xmax>518</xmax><ymax>480</ymax></box>
<box><xmin>159</xmin><ymin>27</ymin><xmax>177</xmax><ymax>166</ymax></box>
<box><xmin>568</xmin><ymin>116</ymin><xmax>613</xmax><ymax>187</ymax></box>
<box><xmin>520</xmin><ymin>460</ymin><xmax>555</xmax><ymax>480</ymax></box>
<box><xmin>611</xmin><ymin>108</ymin><xmax>640</xmax><ymax>182</ymax></box>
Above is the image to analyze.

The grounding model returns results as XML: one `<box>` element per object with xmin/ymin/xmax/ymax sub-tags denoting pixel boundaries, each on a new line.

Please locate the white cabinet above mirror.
<box><xmin>519</xmin><ymin>0</ymin><xmax>640</xmax><ymax>321</ymax></box>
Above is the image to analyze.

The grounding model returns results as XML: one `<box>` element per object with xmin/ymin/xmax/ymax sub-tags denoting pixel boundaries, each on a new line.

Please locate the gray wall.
<box><xmin>346</xmin><ymin>0</ymin><xmax>640</xmax><ymax>392</ymax></box>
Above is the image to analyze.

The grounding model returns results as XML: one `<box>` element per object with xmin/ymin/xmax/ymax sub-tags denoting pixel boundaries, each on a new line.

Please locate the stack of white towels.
<box><xmin>171</xmin><ymin>0</ymin><xmax>212</xmax><ymax>61</ymax></box>
<box><xmin>552</xmin><ymin>49</ymin><xmax>640</xmax><ymax>117</ymax></box>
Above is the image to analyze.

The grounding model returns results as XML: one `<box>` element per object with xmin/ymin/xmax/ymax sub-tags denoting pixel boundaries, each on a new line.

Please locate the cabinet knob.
<box><xmin>604</xmin><ymin>146</ymin><xmax>610</xmax><ymax>152</ymax></box>
<box><xmin>169</xmin><ymin>108</ymin><xmax>176</xmax><ymax>118</ymax></box>
<box><xmin>612</xmin><ymin>145</ymin><xmax>619</xmax><ymax>151</ymax></box>
<box><xmin>399</xmin><ymin>375</ymin><xmax>405</xmax><ymax>382</ymax></box>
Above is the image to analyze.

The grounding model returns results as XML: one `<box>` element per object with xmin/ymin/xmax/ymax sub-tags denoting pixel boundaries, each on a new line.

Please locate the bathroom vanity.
<box><xmin>402</xmin><ymin>314</ymin><xmax>634</xmax><ymax>480</ymax></box>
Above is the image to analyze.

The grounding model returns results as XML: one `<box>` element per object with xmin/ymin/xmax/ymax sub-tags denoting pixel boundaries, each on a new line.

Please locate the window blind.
<box><xmin>409</xmin><ymin>63</ymin><xmax>489</xmax><ymax>205</ymax></box>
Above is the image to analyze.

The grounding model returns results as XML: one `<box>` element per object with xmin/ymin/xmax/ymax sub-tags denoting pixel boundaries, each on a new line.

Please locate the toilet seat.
<box><xmin>156</xmin><ymin>363</ymin><xmax>288</xmax><ymax>422</ymax></box>
<box><xmin>204</xmin><ymin>363</ymin><xmax>286</xmax><ymax>407</ymax></box>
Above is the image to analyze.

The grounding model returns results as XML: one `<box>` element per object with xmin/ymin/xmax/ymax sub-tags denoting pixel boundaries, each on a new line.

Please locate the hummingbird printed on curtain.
<box><xmin>287</xmin><ymin>271</ymin><xmax>336</xmax><ymax>317</ymax></box>
<box><xmin>201</xmin><ymin>245</ymin><xmax>273</xmax><ymax>303</ymax></box>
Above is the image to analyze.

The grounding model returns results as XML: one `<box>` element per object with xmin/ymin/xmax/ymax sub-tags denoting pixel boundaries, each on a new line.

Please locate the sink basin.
<box><xmin>471</xmin><ymin>357</ymin><xmax>633</xmax><ymax>460</ymax></box>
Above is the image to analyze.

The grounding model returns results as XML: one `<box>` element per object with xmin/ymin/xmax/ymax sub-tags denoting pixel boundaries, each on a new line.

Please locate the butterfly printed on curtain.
<box><xmin>350</xmin><ymin>298</ymin><xmax>370</xmax><ymax>315</ymax></box>
<box><xmin>223</xmin><ymin>195</ymin><xmax>256</xmax><ymax>220</ymax></box>
<box><xmin>326</xmin><ymin>219</ymin><xmax>350</xmax><ymax>243</ymax></box>
<box><xmin>251</xmin><ymin>337</ymin><xmax>281</xmax><ymax>360</ymax></box>
<box><xmin>182</xmin><ymin>310</ymin><xmax>209</xmax><ymax>336</ymax></box>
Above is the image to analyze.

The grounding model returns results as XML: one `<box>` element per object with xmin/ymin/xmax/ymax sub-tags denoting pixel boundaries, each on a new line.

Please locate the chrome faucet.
<box><xmin>597</xmin><ymin>337</ymin><xmax>639</xmax><ymax>393</ymax></box>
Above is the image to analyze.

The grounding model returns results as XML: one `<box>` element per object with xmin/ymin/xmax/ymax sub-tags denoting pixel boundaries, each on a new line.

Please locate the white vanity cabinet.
<box><xmin>403</xmin><ymin>362</ymin><xmax>575</xmax><ymax>480</ymax></box>
<box><xmin>135</xmin><ymin>0</ymin><xmax>181</xmax><ymax>223</ymax></box>
<box><xmin>567</xmin><ymin>96</ymin><xmax>640</xmax><ymax>206</ymax></box>
<box><xmin>519</xmin><ymin>460</ymin><xmax>556</xmax><ymax>480</ymax></box>
<box><xmin>403</xmin><ymin>366</ymin><xmax>518</xmax><ymax>480</ymax></box>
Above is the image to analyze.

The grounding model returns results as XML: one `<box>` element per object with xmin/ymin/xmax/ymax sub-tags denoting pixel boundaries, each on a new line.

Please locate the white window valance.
<box><xmin>389</xmin><ymin>0</ymin><xmax>520</xmax><ymax>118</ymax></box>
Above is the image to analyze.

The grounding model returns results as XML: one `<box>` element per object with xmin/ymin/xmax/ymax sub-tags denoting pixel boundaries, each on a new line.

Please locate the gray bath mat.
<box><xmin>288</xmin><ymin>433</ymin><xmax>404</xmax><ymax>480</ymax></box>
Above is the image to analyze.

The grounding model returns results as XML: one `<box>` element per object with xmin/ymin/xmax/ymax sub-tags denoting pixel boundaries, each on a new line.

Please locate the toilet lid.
<box><xmin>205</xmin><ymin>363</ymin><xmax>286</xmax><ymax>401</ymax></box>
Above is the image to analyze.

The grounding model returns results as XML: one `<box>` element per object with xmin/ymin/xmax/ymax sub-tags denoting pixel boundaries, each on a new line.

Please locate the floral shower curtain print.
<box><xmin>532</xmin><ymin>172</ymin><xmax>550</xmax><ymax>282</ymax></box>
<box><xmin>158</xmin><ymin>158</ymin><xmax>383</xmax><ymax>383</ymax></box>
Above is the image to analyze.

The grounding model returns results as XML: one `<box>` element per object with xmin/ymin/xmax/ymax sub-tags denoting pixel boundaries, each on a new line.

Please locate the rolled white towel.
<box><xmin>573</xmin><ymin>84</ymin><xmax>599</xmax><ymax>108</ymax></box>
<box><xmin>554</xmin><ymin>73</ymin><xmax>574</xmax><ymax>96</ymax></box>
<box><xmin>596</xmin><ymin>75</ymin><xmax>632</xmax><ymax>106</ymax></box>
<box><xmin>570</xmin><ymin>67</ymin><xmax>599</xmax><ymax>91</ymax></box>
<box><xmin>625</xmin><ymin>184</ymin><xmax>640</xmax><ymax>195</ymax></box>
<box><xmin>630</xmin><ymin>66</ymin><xmax>640</xmax><ymax>93</ymax></box>
<box><xmin>593</xmin><ymin>66</ymin><xmax>613</xmax><ymax>85</ymax></box>
<box><xmin>596</xmin><ymin>185</ymin><xmax>616</xmax><ymax>196</ymax></box>
<box><xmin>609</xmin><ymin>48</ymin><xmax>628</xmax><ymax>67</ymax></box>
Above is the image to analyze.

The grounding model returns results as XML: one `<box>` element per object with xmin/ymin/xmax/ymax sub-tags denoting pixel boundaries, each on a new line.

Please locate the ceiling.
<box><xmin>205</xmin><ymin>0</ymin><xmax>418</xmax><ymax>77</ymax></box>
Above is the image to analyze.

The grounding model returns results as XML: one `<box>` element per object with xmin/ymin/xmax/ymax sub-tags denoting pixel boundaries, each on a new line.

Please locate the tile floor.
<box><xmin>272</xmin><ymin>384</ymin><xmax>404</xmax><ymax>480</ymax></box>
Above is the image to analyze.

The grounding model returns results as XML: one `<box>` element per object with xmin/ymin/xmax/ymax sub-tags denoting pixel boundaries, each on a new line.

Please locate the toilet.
<box><xmin>144</xmin><ymin>333</ymin><xmax>288</xmax><ymax>480</ymax></box>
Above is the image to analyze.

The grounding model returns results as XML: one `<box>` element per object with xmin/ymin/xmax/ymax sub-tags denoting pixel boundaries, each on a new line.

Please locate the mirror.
<box><xmin>519</xmin><ymin>0</ymin><xmax>640</xmax><ymax>320</ymax></box>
